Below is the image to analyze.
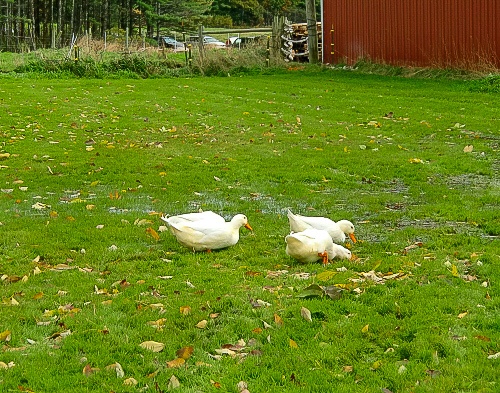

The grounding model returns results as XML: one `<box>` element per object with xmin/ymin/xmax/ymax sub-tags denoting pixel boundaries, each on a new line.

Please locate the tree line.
<box><xmin>0</xmin><ymin>0</ymin><xmax>309</xmax><ymax>51</ymax></box>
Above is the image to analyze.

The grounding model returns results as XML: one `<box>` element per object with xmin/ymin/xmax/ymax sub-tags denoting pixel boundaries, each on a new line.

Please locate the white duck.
<box><xmin>161</xmin><ymin>213</ymin><xmax>252</xmax><ymax>252</ymax></box>
<box><xmin>285</xmin><ymin>228</ymin><xmax>334</xmax><ymax>264</ymax></box>
<box><xmin>287</xmin><ymin>209</ymin><xmax>357</xmax><ymax>244</ymax></box>
<box><xmin>331</xmin><ymin>243</ymin><xmax>353</xmax><ymax>260</ymax></box>
<box><xmin>161</xmin><ymin>211</ymin><xmax>225</xmax><ymax>227</ymax></box>
<box><xmin>285</xmin><ymin>228</ymin><xmax>352</xmax><ymax>264</ymax></box>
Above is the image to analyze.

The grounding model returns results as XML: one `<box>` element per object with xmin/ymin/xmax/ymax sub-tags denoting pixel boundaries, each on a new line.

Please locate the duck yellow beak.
<box><xmin>349</xmin><ymin>233</ymin><xmax>357</xmax><ymax>243</ymax></box>
<box><xmin>245</xmin><ymin>223</ymin><xmax>253</xmax><ymax>231</ymax></box>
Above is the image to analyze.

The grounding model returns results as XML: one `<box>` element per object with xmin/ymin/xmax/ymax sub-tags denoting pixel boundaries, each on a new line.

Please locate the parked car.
<box><xmin>204</xmin><ymin>36</ymin><xmax>226</xmax><ymax>48</ymax></box>
<box><xmin>154</xmin><ymin>36</ymin><xmax>185</xmax><ymax>50</ymax></box>
<box><xmin>226</xmin><ymin>36</ymin><xmax>263</xmax><ymax>48</ymax></box>
<box><xmin>188</xmin><ymin>35</ymin><xmax>226</xmax><ymax>49</ymax></box>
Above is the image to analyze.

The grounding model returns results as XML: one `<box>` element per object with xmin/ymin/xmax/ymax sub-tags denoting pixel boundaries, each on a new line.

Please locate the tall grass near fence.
<box><xmin>1</xmin><ymin>37</ymin><xmax>280</xmax><ymax>78</ymax></box>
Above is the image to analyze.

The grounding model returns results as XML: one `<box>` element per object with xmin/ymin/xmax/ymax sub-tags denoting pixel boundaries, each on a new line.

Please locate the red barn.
<box><xmin>321</xmin><ymin>0</ymin><xmax>500</xmax><ymax>69</ymax></box>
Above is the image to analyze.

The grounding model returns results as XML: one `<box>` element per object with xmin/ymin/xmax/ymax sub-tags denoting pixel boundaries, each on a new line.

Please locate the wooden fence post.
<box><xmin>198</xmin><ymin>24</ymin><xmax>204</xmax><ymax>63</ymax></box>
<box><xmin>266</xmin><ymin>36</ymin><xmax>270</xmax><ymax>66</ymax></box>
<box><xmin>271</xmin><ymin>15</ymin><xmax>284</xmax><ymax>63</ymax></box>
<box><xmin>51</xmin><ymin>24</ymin><xmax>56</xmax><ymax>48</ymax></box>
<box><xmin>305</xmin><ymin>0</ymin><xmax>319</xmax><ymax>63</ymax></box>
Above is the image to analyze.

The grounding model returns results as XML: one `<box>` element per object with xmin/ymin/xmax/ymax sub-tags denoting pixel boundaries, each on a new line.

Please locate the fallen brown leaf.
<box><xmin>180</xmin><ymin>305</ymin><xmax>191</xmax><ymax>315</ymax></box>
<box><xmin>425</xmin><ymin>369</ymin><xmax>441</xmax><ymax>378</ymax></box>
<box><xmin>0</xmin><ymin>330</ymin><xmax>11</xmax><ymax>342</ymax></box>
<box><xmin>211</xmin><ymin>380</ymin><xmax>222</xmax><ymax>389</ymax></box>
<box><xmin>300</xmin><ymin>307</ymin><xmax>312</xmax><ymax>322</ymax></box>
<box><xmin>139</xmin><ymin>341</ymin><xmax>164</xmax><ymax>352</ymax></box>
<box><xmin>166</xmin><ymin>357</ymin><xmax>185</xmax><ymax>368</ymax></box>
<box><xmin>147</xmin><ymin>318</ymin><xmax>167</xmax><ymax>329</ymax></box>
<box><xmin>195</xmin><ymin>319</ymin><xmax>208</xmax><ymax>329</ymax></box>
<box><xmin>123</xmin><ymin>377</ymin><xmax>138</xmax><ymax>386</ymax></box>
<box><xmin>342</xmin><ymin>365</ymin><xmax>353</xmax><ymax>373</ymax></box>
<box><xmin>105</xmin><ymin>362</ymin><xmax>125</xmax><ymax>378</ymax></box>
<box><xmin>176</xmin><ymin>346</ymin><xmax>194</xmax><ymax>360</ymax></box>
<box><xmin>33</xmin><ymin>292</ymin><xmax>43</xmax><ymax>300</ymax></box>
<box><xmin>83</xmin><ymin>364</ymin><xmax>99</xmax><ymax>376</ymax></box>
<box><xmin>146</xmin><ymin>227</ymin><xmax>160</xmax><ymax>241</ymax></box>
<box><xmin>168</xmin><ymin>375</ymin><xmax>180</xmax><ymax>389</ymax></box>
<box><xmin>274</xmin><ymin>313</ymin><xmax>284</xmax><ymax>327</ymax></box>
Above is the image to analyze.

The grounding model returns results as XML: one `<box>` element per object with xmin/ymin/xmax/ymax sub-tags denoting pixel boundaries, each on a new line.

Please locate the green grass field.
<box><xmin>0</xmin><ymin>69</ymin><xmax>499</xmax><ymax>392</ymax></box>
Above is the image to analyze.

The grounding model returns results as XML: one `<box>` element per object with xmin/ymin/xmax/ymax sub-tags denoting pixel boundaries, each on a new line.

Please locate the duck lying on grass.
<box><xmin>161</xmin><ymin>213</ymin><xmax>252</xmax><ymax>252</ymax></box>
<box><xmin>287</xmin><ymin>209</ymin><xmax>357</xmax><ymax>244</ymax></box>
<box><xmin>285</xmin><ymin>228</ymin><xmax>352</xmax><ymax>264</ymax></box>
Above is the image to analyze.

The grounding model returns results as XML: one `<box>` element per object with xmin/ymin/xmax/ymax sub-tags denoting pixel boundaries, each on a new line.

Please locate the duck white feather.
<box><xmin>161</xmin><ymin>211</ymin><xmax>225</xmax><ymax>227</ymax></box>
<box><xmin>285</xmin><ymin>228</ymin><xmax>334</xmax><ymax>264</ymax></box>
<box><xmin>287</xmin><ymin>209</ymin><xmax>357</xmax><ymax>244</ymax></box>
<box><xmin>285</xmin><ymin>228</ymin><xmax>352</xmax><ymax>264</ymax></box>
<box><xmin>162</xmin><ymin>213</ymin><xmax>252</xmax><ymax>251</ymax></box>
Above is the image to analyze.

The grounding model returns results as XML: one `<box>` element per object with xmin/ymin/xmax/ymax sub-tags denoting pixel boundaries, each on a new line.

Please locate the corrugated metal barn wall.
<box><xmin>322</xmin><ymin>0</ymin><xmax>500</xmax><ymax>69</ymax></box>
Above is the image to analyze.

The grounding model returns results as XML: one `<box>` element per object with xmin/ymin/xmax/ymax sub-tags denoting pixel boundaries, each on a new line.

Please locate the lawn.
<box><xmin>0</xmin><ymin>68</ymin><xmax>499</xmax><ymax>393</ymax></box>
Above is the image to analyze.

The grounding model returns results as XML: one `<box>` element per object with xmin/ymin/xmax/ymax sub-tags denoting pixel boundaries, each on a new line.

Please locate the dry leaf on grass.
<box><xmin>195</xmin><ymin>319</ymin><xmax>208</xmax><ymax>329</ymax></box>
<box><xmin>105</xmin><ymin>362</ymin><xmax>125</xmax><ymax>378</ymax></box>
<box><xmin>166</xmin><ymin>357</ymin><xmax>186</xmax><ymax>368</ymax></box>
<box><xmin>139</xmin><ymin>341</ymin><xmax>164</xmax><ymax>352</ymax></box>
<box><xmin>403</xmin><ymin>241</ymin><xmax>423</xmax><ymax>254</ymax></box>
<box><xmin>176</xmin><ymin>346</ymin><xmax>194</xmax><ymax>360</ymax></box>
<box><xmin>180</xmin><ymin>305</ymin><xmax>191</xmax><ymax>315</ymax></box>
<box><xmin>300</xmin><ymin>307</ymin><xmax>312</xmax><ymax>322</ymax></box>
<box><xmin>168</xmin><ymin>375</ymin><xmax>180</xmax><ymax>389</ymax></box>
<box><xmin>237</xmin><ymin>380</ymin><xmax>250</xmax><ymax>393</ymax></box>
<box><xmin>33</xmin><ymin>292</ymin><xmax>44</xmax><ymax>300</ymax></box>
<box><xmin>296</xmin><ymin>284</ymin><xmax>324</xmax><ymax>298</ymax></box>
<box><xmin>123</xmin><ymin>377</ymin><xmax>138</xmax><ymax>386</ymax></box>
<box><xmin>0</xmin><ymin>330</ymin><xmax>11</xmax><ymax>342</ymax></box>
<box><xmin>316</xmin><ymin>270</ymin><xmax>337</xmax><ymax>281</ymax></box>
<box><xmin>83</xmin><ymin>364</ymin><xmax>99</xmax><ymax>376</ymax></box>
<box><xmin>147</xmin><ymin>318</ymin><xmax>167</xmax><ymax>329</ymax></box>
<box><xmin>146</xmin><ymin>227</ymin><xmax>160</xmax><ymax>241</ymax></box>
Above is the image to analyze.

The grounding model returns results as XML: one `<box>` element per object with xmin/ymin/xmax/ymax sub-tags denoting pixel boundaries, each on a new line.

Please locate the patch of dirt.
<box><xmin>446</xmin><ymin>173</ymin><xmax>499</xmax><ymax>189</ymax></box>
<box><xmin>383</xmin><ymin>178</ymin><xmax>409</xmax><ymax>194</ymax></box>
<box><xmin>395</xmin><ymin>218</ymin><xmax>486</xmax><ymax>236</ymax></box>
